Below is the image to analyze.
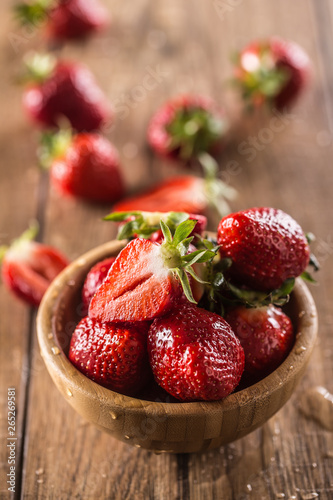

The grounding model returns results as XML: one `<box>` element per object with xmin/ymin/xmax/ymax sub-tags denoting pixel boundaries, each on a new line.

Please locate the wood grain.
<box><xmin>0</xmin><ymin>0</ymin><xmax>332</xmax><ymax>498</ymax></box>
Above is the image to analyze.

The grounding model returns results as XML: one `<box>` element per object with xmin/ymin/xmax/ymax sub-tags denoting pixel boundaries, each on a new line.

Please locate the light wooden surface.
<box><xmin>0</xmin><ymin>0</ymin><xmax>333</xmax><ymax>498</ymax></box>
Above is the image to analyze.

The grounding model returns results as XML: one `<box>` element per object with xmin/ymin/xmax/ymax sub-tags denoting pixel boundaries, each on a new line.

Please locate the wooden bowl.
<box><xmin>37</xmin><ymin>240</ymin><xmax>318</xmax><ymax>454</ymax></box>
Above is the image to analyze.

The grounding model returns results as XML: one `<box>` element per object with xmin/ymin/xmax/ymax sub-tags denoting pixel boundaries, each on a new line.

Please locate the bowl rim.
<box><xmin>37</xmin><ymin>238</ymin><xmax>318</xmax><ymax>417</ymax></box>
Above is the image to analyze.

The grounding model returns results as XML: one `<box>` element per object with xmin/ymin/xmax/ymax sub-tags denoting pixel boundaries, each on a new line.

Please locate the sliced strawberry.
<box><xmin>1</xmin><ymin>225</ymin><xmax>69</xmax><ymax>307</ymax></box>
<box><xmin>89</xmin><ymin>219</ymin><xmax>217</xmax><ymax>323</ymax></box>
<box><xmin>225</xmin><ymin>304</ymin><xmax>294</xmax><ymax>378</ymax></box>
<box><xmin>69</xmin><ymin>317</ymin><xmax>151</xmax><ymax>396</ymax></box>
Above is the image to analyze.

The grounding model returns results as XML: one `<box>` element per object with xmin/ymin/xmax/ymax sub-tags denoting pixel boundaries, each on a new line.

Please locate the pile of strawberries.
<box><xmin>68</xmin><ymin>207</ymin><xmax>316</xmax><ymax>401</ymax></box>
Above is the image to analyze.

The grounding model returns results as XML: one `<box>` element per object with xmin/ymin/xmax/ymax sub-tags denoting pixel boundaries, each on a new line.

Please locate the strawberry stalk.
<box><xmin>22</xmin><ymin>52</ymin><xmax>56</xmax><ymax>83</ymax></box>
<box><xmin>198</xmin><ymin>152</ymin><xmax>237</xmax><ymax>218</ymax></box>
<box><xmin>38</xmin><ymin>129</ymin><xmax>72</xmax><ymax>169</ymax></box>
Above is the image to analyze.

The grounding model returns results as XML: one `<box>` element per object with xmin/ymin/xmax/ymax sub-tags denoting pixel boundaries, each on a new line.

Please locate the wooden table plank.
<box><xmin>0</xmin><ymin>0</ymin><xmax>332</xmax><ymax>498</ymax></box>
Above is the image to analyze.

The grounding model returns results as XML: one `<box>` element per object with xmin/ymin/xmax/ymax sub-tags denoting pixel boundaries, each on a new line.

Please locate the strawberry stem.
<box><xmin>199</xmin><ymin>152</ymin><xmax>237</xmax><ymax>218</ymax></box>
<box><xmin>22</xmin><ymin>52</ymin><xmax>56</xmax><ymax>83</ymax></box>
<box><xmin>38</xmin><ymin>129</ymin><xmax>73</xmax><ymax>170</ymax></box>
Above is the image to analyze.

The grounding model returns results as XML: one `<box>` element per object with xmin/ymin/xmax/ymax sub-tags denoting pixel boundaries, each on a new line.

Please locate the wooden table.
<box><xmin>1</xmin><ymin>0</ymin><xmax>333</xmax><ymax>498</ymax></box>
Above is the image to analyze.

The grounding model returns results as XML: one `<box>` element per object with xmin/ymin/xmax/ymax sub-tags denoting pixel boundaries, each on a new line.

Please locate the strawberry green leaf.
<box><xmin>172</xmin><ymin>219</ymin><xmax>196</xmax><ymax>246</ymax></box>
<box><xmin>301</xmin><ymin>271</ymin><xmax>317</xmax><ymax>284</ymax></box>
<box><xmin>186</xmin><ymin>266</ymin><xmax>208</xmax><ymax>285</ymax></box>
<box><xmin>174</xmin><ymin>269</ymin><xmax>196</xmax><ymax>303</ymax></box>
<box><xmin>160</xmin><ymin>220</ymin><xmax>173</xmax><ymax>244</ymax></box>
<box><xmin>104</xmin><ymin>211</ymin><xmax>142</xmax><ymax>222</ymax></box>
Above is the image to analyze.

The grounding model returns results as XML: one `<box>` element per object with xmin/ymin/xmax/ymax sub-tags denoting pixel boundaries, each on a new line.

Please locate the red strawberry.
<box><xmin>147</xmin><ymin>95</ymin><xmax>229</xmax><ymax>163</ymax></box>
<box><xmin>69</xmin><ymin>316</ymin><xmax>150</xmax><ymax>396</ymax></box>
<box><xmin>40</xmin><ymin>130</ymin><xmax>124</xmax><ymax>203</ymax></box>
<box><xmin>89</xmin><ymin>219</ymin><xmax>217</xmax><ymax>323</ymax></box>
<box><xmin>217</xmin><ymin>207</ymin><xmax>310</xmax><ymax>291</ymax></box>
<box><xmin>1</xmin><ymin>225</ymin><xmax>69</xmax><ymax>307</ymax></box>
<box><xmin>147</xmin><ymin>302</ymin><xmax>245</xmax><ymax>401</ymax></box>
<box><xmin>113</xmin><ymin>175</ymin><xmax>236</xmax><ymax>218</ymax></box>
<box><xmin>15</xmin><ymin>0</ymin><xmax>109</xmax><ymax>41</ymax></box>
<box><xmin>22</xmin><ymin>54</ymin><xmax>110</xmax><ymax>132</ymax></box>
<box><xmin>233</xmin><ymin>37</ymin><xmax>311</xmax><ymax>111</ymax></box>
<box><xmin>81</xmin><ymin>257</ymin><xmax>116</xmax><ymax>315</ymax></box>
<box><xmin>225</xmin><ymin>305</ymin><xmax>294</xmax><ymax>378</ymax></box>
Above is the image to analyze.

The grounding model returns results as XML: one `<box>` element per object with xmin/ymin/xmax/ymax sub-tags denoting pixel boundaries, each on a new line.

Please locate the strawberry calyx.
<box><xmin>38</xmin><ymin>129</ymin><xmax>72</xmax><ymax>169</ymax></box>
<box><xmin>104</xmin><ymin>210</ymin><xmax>191</xmax><ymax>240</ymax></box>
<box><xmin>22</xmin><ymin>52</ymin><xmax>56</xmax><ymax>84</ymax></box>
<box><xmin>158</xmin><ymin>219</ymin><xmax>217</xmax><ymax>303</ymax></box>
<box><xmin>233</xmin><ymin>44</ymin><xmax>290</xmax><ymax>108</ymax></box>
<box><xmin>14</xmin><ymin>0</ymin><xmax>52</xmax><ymax>27</ymax></box>
<box><xmin>166</xmin><ymin>106</ymin><xmax>227</xmax><ymax>161</ymax></box>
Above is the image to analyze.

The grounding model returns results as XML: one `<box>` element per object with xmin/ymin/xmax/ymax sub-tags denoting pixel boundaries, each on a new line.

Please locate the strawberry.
<box><xmin>15</xmin><ymin>0</ymin><xmax>109</xmax><ymax>41</ymax></box>
<box><xmin>22</xmin><ymin>54</ymin><xmax>110</xmax><ymax>132</ymax></box>
<box><xmin>112</xmin><ymin>175</ymin><xmax>236</xmax><ymax>218</ymax></box>
<box><xmin>147</xmin><ymin>95</ymin><xmax>229</xmax><ymax>163</ymax></box>
<box><xmin>39</xmin><ymin>130</ymin><xmax>124</xmax><ymax>203</ymax></box>
<box><xmin>232</xmin><ymin>37</ymin><xmax>311</xmax><ymax>111</ymax></box>
<box><xmin>0</xmin><ymin>224</ymin><xmax>69</xmax><ymax>307</ymax></box>
<box><xmin>69</xmin><ymin>317</ymin><xmax>151</xmax><ymax>396</ymax></box>
<box><xmin>225</xmin><ymin>305</ymin><xmax>294</xmax><ymax>378</ymax></box>
<box><xmin>217</xmin><ymin>207</ymin><xmax>310</xmax><ymax>292</ymax></box>
<box><xmin>81</xmin><ymin>257</ymin><xmax>116</xmax><ymax>315</ymax></box>
<box><xmin>147</xmin><ymin>302</ymin><xmax>245</xmax><ymax>401</ymax></box>
<box><xmin>89</xmin><ymin>219</ymin><xmax>217</xmax><ymax>323</ymax></box>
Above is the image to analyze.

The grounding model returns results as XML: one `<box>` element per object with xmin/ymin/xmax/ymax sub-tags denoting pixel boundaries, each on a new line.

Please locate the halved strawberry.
<box><xmin>22</xmin><ymin>53</ymin><xmax>111</xmax><ymax>132</ymax></box>
<box><xmin>1</xmin><ymin>224</ymin><xmax>69</xmax><ymax>307</ymax></box>
<box><xmin>89</xmin><ymin>219</ymin><xmax>217</xmax><ymax>323</ymax></box>
<box><xmin>112</xmin><ymin>175</ymin><xmax>236</xmax><ymax>218</ymax></box>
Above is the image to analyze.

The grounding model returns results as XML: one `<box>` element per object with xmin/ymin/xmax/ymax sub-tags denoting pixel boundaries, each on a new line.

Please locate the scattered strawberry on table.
<box><xmin>147</xmin><ymin>94</ymin><xmax>229</xmax><ymax>164</ymax></box>
<box><xmin>22</xmin><ymin>53</ymin><xmax>110</xmax><ymax>132</ymax></box>
<box><xmin>15</xmin><ymin>0</ymin><xmax>109</xmax><ymax>42</ymax></box>
<box><xmin>112</xmin><ymin>173</ymin><xmax>236</xmax><ymax>218</ymax></box>
<box><xmin>232</xmin><ymin>37</ymin><xmax>311</xmax><ymax>111</ymax></box>
<box><xmin>67</xmin><ymin>207</ymin><xmax>318</xmax><ymax>401</ymax></box>
<box><xmin>39</xmin><ymin>129</ymin><xmax>124</xmax><ymax>203</ymax></box>
<box><xmin>0</xmin><ymin>223</ymin><xmax>69</xmax><ymax>307</ymax></box>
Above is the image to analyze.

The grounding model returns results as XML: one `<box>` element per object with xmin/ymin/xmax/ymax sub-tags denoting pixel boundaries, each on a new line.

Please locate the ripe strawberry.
<box><xmin>233</xmin><ymin>37</ymin><xmax>311</xmax><ymax>111</ymax></box>
<box><xmin>1</xmin><ymin>224</ymin><xmax>69</xmax><ymax>307</ymax></box>
<box><xmin>81</xmin><ymin>257</ymin><xmax>116</xmax><ymax>315</ymax></box>
<box><xmin>89</xmin><ymin>219</ymin><xmax>217</xmax><ymax>323</ymax></box>
<box><xmin>69</xmin><ymin>317</ymin><xmax>150</xmax><ymax>396</ymax></box>
<box><xmin>147</xmin><ymin>95</ymin><xmax>229</xmax><ymax>163</ymax></box>
<box><xmin>40</xmin><ymin>130</ymin><xmax>124</xmax><ymax>203</ymax></box>
<box><xmin>147</xmin><ymin>302</ymin><xmax>245</xmax><ymax>401</ymax></box>
<box><xmin>113</xmin><ymin>175</ymin><xmax>236</xmax><ymax>218</ymax></box>
<box><xmin>15</xmin><ymin>0</ymin><xmax>109</xmax><ymax>41</ymax></box>
<box><xmin>217</xmin><ymin>207</ymin><xmax>310</xmax><ymax>292</ymax></box>
<box><xmin>225</xmin><ymin>305</ymin><xmax>294</xmax><ymax>378</ymax></box>
<box><xmin>22</xmin><ymin>54</ymin><xmax>110</xmax><ymax>132</ymax></box>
